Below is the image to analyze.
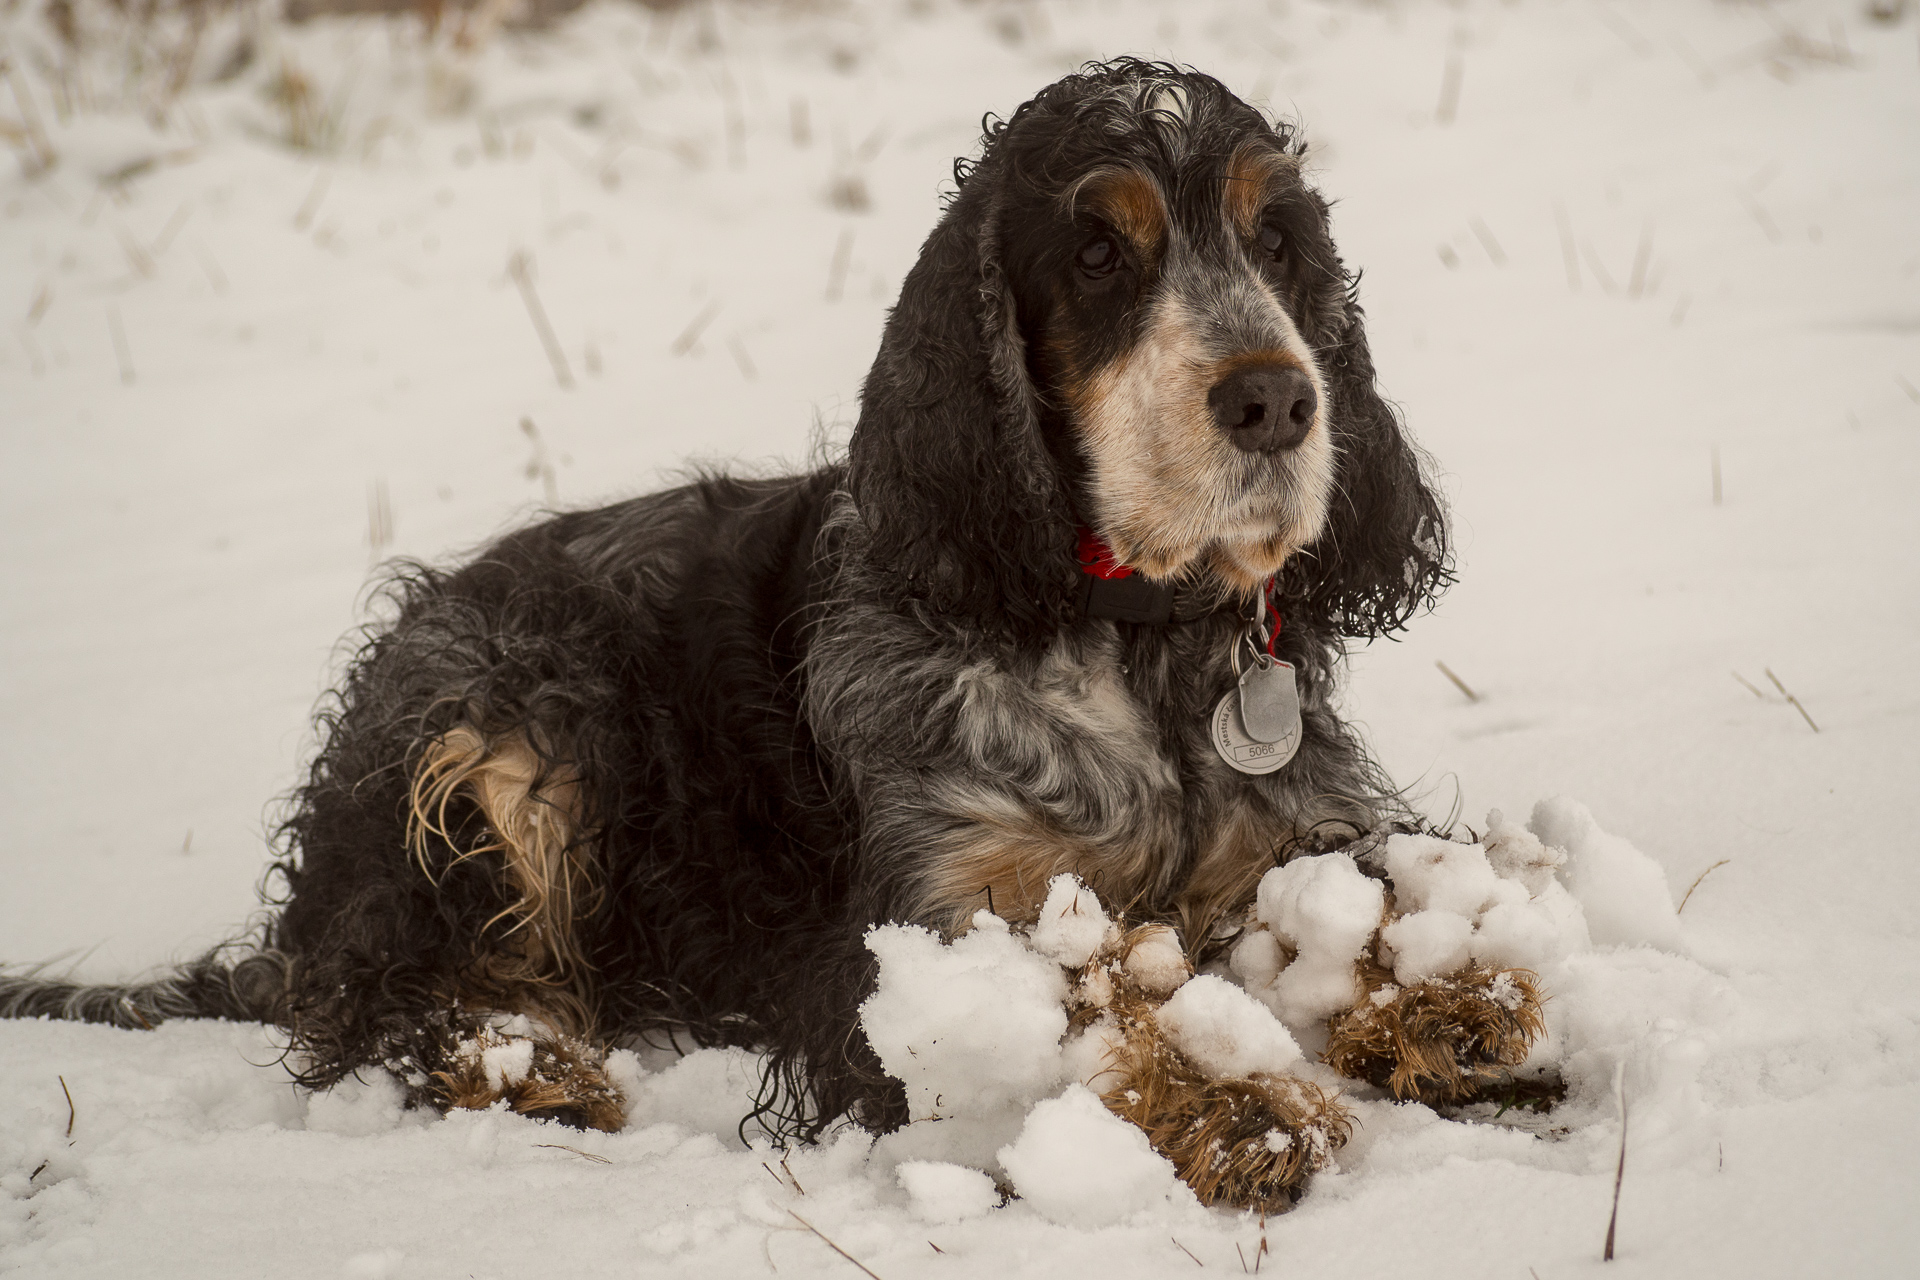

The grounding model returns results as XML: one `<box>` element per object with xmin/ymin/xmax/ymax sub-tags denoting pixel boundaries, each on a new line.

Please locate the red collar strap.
<box><xmin>1075</xmin><ymin>526</ymin><xmax>1281</xmax><ymax>644</ymax></box>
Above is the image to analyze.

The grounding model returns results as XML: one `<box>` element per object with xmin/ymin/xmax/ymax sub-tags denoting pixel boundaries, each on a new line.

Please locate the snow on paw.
<box><xmin>1323</xmin><ymin>962</ymin><xmax>1545</xmax><ymax>1106</ymax></box>
<box><xmin>430</xmin><ymin>1019</ymin><xmax>626</xmax><ymax>1131</ymax></box>
<box><xmin>1067</xmin><ymin>923</ymin><xmax>1350</xmax><ymax>1211</ymax></box>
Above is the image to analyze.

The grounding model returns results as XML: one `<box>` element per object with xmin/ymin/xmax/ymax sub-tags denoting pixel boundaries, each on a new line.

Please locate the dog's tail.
<box><xmin>0</xmin><ymin>946</ymin><xmax>288</xmax><ymax>1030</ymax></box>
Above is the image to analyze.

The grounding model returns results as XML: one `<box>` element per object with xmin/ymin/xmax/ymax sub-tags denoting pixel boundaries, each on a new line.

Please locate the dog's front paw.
<box><xmin>1069</xmin><ymin>925</ymin><xmax>1352</xmax><ymax>1211</ymax></box>
<box><xmin>1323</xmin><ymin>963</ymin><xmax>1544</xmax><ymax>1106</ymax></box>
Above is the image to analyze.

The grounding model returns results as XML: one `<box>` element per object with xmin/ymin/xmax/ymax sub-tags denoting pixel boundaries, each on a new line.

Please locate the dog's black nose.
<box><xmin>1208</xmin><ymin>364</ymin><xmax>1317</xmax><ymax>453</ymax></box>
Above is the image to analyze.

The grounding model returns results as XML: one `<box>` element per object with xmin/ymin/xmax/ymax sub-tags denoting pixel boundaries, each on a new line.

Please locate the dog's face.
<box><xmin>1000</xmin><ymin>82</ymin><xmax>1347</xmax><ymax>593</ymax></box>
<box><xmin>850</xmin><ymin>60</ymin><xmax>1448</xmax><ymax>643</ymax></box>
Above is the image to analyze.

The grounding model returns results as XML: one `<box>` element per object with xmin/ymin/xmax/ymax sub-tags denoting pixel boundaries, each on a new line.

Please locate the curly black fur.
<box><xmin>2</xmin><ymin>60</ymin><xmax>1449</xmax><ymax>1144</ymax></box>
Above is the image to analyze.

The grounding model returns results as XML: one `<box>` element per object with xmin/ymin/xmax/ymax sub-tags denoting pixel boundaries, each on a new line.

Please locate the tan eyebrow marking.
<box><xmin>1221</xmin><ymin>142</ymin><xmax>1300</xmax><ymax>240</ymax></box>
<box><xmin>1065</xmin><ymin>165</ymin><xmax>1169</xmax><ymax>261</ymax></box>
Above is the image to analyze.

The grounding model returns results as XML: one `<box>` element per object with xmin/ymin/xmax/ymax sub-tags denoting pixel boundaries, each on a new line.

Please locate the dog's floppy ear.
<box><xmin>846</xmin><ymin>163</ymin><xmax>1076</xmax><ymax>642</ymax></box>
<box><xmin>1289</xmin><ymin>297</ymin><xmax>1453</xmax><ymax>640</ymax></box>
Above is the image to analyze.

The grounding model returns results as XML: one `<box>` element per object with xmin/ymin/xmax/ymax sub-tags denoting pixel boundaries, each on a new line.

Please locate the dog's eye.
<box><xmin>1076</xmin><ymin>236</ymin><xmax>1123</xmax><ymax>278</ymax></box>
<box><xmin>1257</xmin><ymin>221</ymin><xmax>1285</xmax><ymax>260</ymax></box>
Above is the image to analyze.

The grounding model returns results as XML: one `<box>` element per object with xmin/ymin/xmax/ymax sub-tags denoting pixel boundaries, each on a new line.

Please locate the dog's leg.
<box><xmin>281</xmin><ymin>723</ymin><xmax>626</xmax><ymax>1130</ymax></box>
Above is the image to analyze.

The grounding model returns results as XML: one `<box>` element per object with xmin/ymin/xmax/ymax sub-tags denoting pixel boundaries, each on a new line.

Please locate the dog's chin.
<box><xmin>1106</xmin><ymin>503</ymin><xmax>1327</xmax><ymax>597</ymax></box>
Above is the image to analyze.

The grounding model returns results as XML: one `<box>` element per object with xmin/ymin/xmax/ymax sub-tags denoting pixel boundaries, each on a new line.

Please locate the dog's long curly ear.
<box><xmin>846</xmin><ymin>164</ymin><xmax>1076</xmax><ymax>642</ymax></box>
<box><xmin>1290</xmin><ymin>299</ymin><xmax>1453</xmax><ymax>640</ymax></box>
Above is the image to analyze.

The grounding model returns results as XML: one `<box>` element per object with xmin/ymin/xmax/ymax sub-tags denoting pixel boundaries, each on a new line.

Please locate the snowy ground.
<box><xmin>4</xmin><ymin>0</ymin><xmax>1919</xmax><ymax>1274</ymax></box>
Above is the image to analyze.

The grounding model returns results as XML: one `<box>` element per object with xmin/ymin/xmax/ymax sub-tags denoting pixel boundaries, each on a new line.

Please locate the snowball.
<box><xmin>479</xmin><ymin>1037</ymin><xmax>533</xmax><ymax>1090</ymax></box>
<box><xmin>1530</xmin><ymin>798</ymin><xmax>1681</xmax><ymax>951</ymax></box>
<box><xmin>1060</xmin><ymin>1015</ymin><xmax>1128</xmax><ymax>1094</ymax></box>
<box><xmin>1027</xmin><ymin>874</ymin><xmax>1114</xmax><ymax>969</ymax></box>
<box><xmin>861</xmin><ymin>918</ymin><xmax>1069</xmax><ymax>1117</ymax></box>
<box><xmin>1122</xmin><ymin>924</ymin><xmax>1191</xmax><ymax>996</ymax></box>
<box><xmin>1154</xmin><ymin>975</ymin><xmax>1302</xmax><ymax>1078</ymax></box>
<box><xmin>997</xmin><ymin>1086</ymin><xmax>1189</xmax><ymax>1226</ymax></box>
<box><xmin>1471</xmin><ymin>879</ymin><xmax>1591</xmax><ymax>972</ymax></box>
<box><xmin>1381</xmin><ymin>910</ymin><xmax>1474</xmax><ymax>984</ymax></box>
<box><xmin>1483</xmin><ymin>807</ymin><xmax>1565</xmax><ymax>896</ymax></box>
<box><xmin>1228</xmin><ymin>927</ymin><xmax>1284</xmax><ymax>990</ymax></box>
<box><xmin>1384</xmin><ymin>833</ymin><xmax>1502</xmax><ymax>918</ymax></box>
<box><xmin>1252</xmin><ymin>853</ymin><xmax>1384</xmax><ymax>1027</ymax></box>
<box><xmin>897</xmin><ymin>1161</ymin><xmax>1000</xmax><ymax>1223</ymax></box>
<box><xmin>1256</xmin><ymin>852</ymin><xmax>1384</xmax><ymax>960</ymax></box>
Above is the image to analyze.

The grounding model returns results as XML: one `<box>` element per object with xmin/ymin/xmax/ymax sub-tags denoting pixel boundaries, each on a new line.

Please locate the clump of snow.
<box><xmin>1385</xmin><ymin>832</ymin><xmax>1504</xmax><ymax>918</ymax></box>
<box><xmin>1122</xmin><ymin>923</ymin><xmax>1191</xmax><ymax>995</ymax></box>
<box><xmin>1026</xmin><ymin>874</ymin><xmax>1116</xmax><ymax>968</ymax></box>
<box><xmin>1247</xmin><ymin>851</ymin><xmax>1385</xmax><ymax>1025</ymax></box>
<box><xmin>1532</xmin><ymin>798</ymin><xmax>1683</xmax><ymax>951</ymax></box>
<box><xmin>1153</xmin><ymin>974</ymin><xmax>1302</xmax><ymax>1079</ymax></box>
<box><xmin>1059</xmin><ymin>1014</ymin><xmax>1128</xmax><ymax>1094</ymax></box>
<box><xmin>476</xmin><ymin>1035</ymin><xmax>535</xmax><ymax>1090</ymax></box>
<box><xmin>1483</xmin><ymin>808</ymin><xmax>1566</xmax><ymax>896</ymax></box>
<box><xmin>861</xmin><ymin>912</ymin><xmax>1070</xmax><ymax>1118</ymax></box>
<box><xmin>1379</xmin><ymin>909</ymin><xmax>1475</xmax><ymax>984</ymax></box>
<box><xmin>897</xmin><ymin>1160</ymin><xmax>1000</xmax><ymax>1223</ymax></box>
<box><xmin>861</xmin><ymin>910</ymin><xmax>1071</xmax><ymax>1169</ymax></box>
<box><xmin>996</xmin><ymin>1085</ymin><xmax>1193</xmax><ymax>1227</ymax></box>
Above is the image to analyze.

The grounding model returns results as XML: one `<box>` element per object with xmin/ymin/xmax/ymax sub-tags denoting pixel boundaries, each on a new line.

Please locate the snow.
<box><xmin>6</xmin><ymin>0</ymin><xmax>1920</xmax><ymax>1275</ymax></box>
<box><xmin>1249</xmin><ymin>849</ymin><xmax>1383</xmax><ymax>1025</ymax></box>
<box><xmin>995</xmin><ymin>1085</ymin><xmax>1194</xmax><ymax>1229</ymax></box>
<box><xmin>1153</xmin><ymin>973</ymin><xmax>1303</xmax><ymax>1079</ymax></box>
<box><xmin>1024</xmin><ymin>873</ymin><xmax>1115</xmax><ymax>969</ymax></box>
<box><xmin>894</xmin><ymin>1160</ymin><xmax>998</xmax><ymax>1224</ymax></box>
<box><xmin>860</xmin><ymin>915</ymin><xmax>1068</xmax><ymax>1169</ymax></box>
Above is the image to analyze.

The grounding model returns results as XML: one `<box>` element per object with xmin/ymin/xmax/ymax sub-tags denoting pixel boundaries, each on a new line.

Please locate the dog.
<box><xmin>2</xmin><ymin>60</ymin><xmax>1452</xmax><ymax>1146</ymax></box>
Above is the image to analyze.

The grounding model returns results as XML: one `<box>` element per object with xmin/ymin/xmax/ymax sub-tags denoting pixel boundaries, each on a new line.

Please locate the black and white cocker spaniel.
<box><xmin>4</xmin><ymin>60</ymin><xmax>1457</xmax><ymax>1152</ymax></box>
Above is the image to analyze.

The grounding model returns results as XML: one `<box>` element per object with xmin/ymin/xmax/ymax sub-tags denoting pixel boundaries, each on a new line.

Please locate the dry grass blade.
<box><xmin>519</xmin><ymin>417</ymin><xmax>560</xmax><ymax>507</ymax></box>
<box><xmin>1764</xmin><ymin>668</ymin><xmax>1819</xmax><ymax>732</ymax></box>
<box><xmin>1554</xmin><ymin>203</ymin><xmax>1580</xmax><ymax>291</ymax></box>
<box><xmin>1678</xmin><ymin>859</ymin><xmax>1730</xmax><ymax>913</ymax></box>
<box><xmin>1172</xmin><ymin>1237</ymin><xmax>1204</xmax><ymax>1267</ymax></box>
<box><xmin>1436</xmin><ymin>48</ymin><xmax>1464</xmax><ymax>124</ymax></box>
<box><xmin>1468</xmin><ymin>215</ymin><xmax>1506</xmax><ymax>265</ymax></box>
<box><xmin>1895</xmin><ymin>374</ymin><xmax>1919</xmax><ymax>404</ymax></box>
<box><xmin>152</xmin><ymin>203</ymin><xmax>194</xmax><ymax>257</ymax></box>
<box><xmin>107</xmin><ymin>306</ymin><xmax>135</xmax><ymax>385</ymax></box>
<box><xmin>535</xmin><ymin>1143</ymin><xmax>610</xmax><ymax>1163</ymax></box>
<box><xmin>1579</xmin><ymin>242</ymin><xmax>1619</xmax><ymax>295</ymax></box>
<box><xmin>669</xmin><ymin>301</ymin><xmax>721</xmax><ymax>356</ymax></box>
<box><xmin>787</xmin><ymin>1210</ymin><xmax>884</xmax><ymax>1280</ymax></box>
<box><xmin>1626</xmin><ymin>222</ymin><xmax>1653</xmax><ymax>299</ymax></box>
<box><xmin>293</xmin><ymin>171</ymin><xmax>330</xmax><ymax>231</ymax></box>
<box><xmin>367</xmin><ymin>479</ymin><xmax>393</xmax><ymax>558</ymax></box>
<box><xmin>112</xmin><ymin>223</ymin><xmax>156</xmax><ymax>277</ymax></box>
<box><xmin>1435</xmin><ymin>660</ymin><xmax>1479</xmax><ymax>703</ymax></box>
<box><xmin>1732</xmin><ymin>671</ymin><xmax>1765</xmax><ymax>699</ymax></box>
<box><xmin>825</xmin><ymin>226</ymin><xmax>855</xmax><ymax>301</ymax></box>
<box><xmin>60</xmin><ymin>1074</ymin><xmax>75</xmax><ymax>1138</ymax></box>
<box><xmin>508</xmin><ymin>251</ymin><xmax>576</xmax><ymax>389</ymax></box>
<box><xmin>3</xmin><ymin>60</ymin><xmax>59</xmax><ymax>177</ymax></box>
<box><xmin>1603</xmin><ymin>1090</ymin><xmax>1627</xmax><ymax>1261</ymax></box>
<box><xmin>26</xmin><ymin>282</ymin><xmax>52</xmax><ymax>325</ymax></box>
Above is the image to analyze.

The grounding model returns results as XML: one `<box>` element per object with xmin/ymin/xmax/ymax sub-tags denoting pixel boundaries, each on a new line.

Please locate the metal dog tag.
<box><xmin>1211</xmin><ymin>660</ymin><xmax>1302</xmax><ymax>776</ymax></box>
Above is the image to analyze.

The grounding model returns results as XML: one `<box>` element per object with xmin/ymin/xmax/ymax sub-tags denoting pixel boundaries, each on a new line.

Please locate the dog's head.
<box><xmin>848</xmin><ymin>59</ymin><xmax>1449</xmax><ymax>643</ymax></box>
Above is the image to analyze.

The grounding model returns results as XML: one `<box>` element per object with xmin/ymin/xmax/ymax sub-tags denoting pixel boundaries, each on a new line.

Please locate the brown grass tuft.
<box><xmin>1324</xmin><ymin>961</ymin><xmax>1545</xmax><ymax>1106</ymax></box>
